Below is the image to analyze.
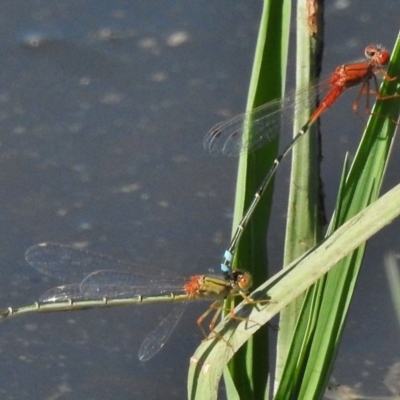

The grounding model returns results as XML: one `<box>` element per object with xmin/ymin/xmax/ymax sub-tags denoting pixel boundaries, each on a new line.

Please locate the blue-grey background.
<box><xmin>0</xmin><ymin>1</ymin><xmax>399</xmax><ymax>399</ymax></box>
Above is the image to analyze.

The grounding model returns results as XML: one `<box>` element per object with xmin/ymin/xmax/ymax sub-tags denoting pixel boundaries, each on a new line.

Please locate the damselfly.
<box><xmin>0</xmin><ymin>242</ymin><xmax>253</xmax><ymax>361</ymax></box>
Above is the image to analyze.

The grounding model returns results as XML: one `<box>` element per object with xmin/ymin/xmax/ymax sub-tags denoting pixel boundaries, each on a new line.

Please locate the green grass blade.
<box><xmin>276</xmin><ymin>0</ymin><xmax>325</xmax><ymax>383</ymax></box>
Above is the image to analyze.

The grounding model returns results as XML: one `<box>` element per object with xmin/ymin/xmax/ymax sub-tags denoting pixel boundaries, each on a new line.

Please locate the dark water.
<box><xmin>0</xmin><ymin>1</ymin><xmax>399</xmax><ymax>399</ymax></box>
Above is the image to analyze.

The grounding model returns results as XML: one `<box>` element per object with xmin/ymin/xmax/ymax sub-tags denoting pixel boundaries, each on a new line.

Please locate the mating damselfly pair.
<box><xmin>1</xmin><ymin>44</ymin><xmax>398</xmax><ymax>361</ymax></box>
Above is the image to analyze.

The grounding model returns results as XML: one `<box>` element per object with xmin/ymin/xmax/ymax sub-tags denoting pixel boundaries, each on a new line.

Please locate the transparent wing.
<box><xmin>25</xmin><ymin>242</ymin><xmax>139</xmax><ymax>282</ymax></box>
<box><xmin>36</xmin><ymin>270</ymin><xmax>188</xmax><ymax>303</ymax></box>
<box><xmin>138</xmin><ymin>303</ymin><xmax>187</xmax><ymax>362</ymax></box>
<box><xmin>39</xmin><ymin>284</ymin><xmax>85</xmax><ymax>303</ymax></box>
<box><xmin>204</xmin><ymin>98</ymin><xmax>285</xmax><ymax>156</ymax></box>
<box><xmin>203</xmin><ymin>77</ymin><xmax>333</xmax><ymax>157</ymax></box>
<box><xmin>80</xmin><ymin>270</ymin><xmax>187</xmax><ymax>299</ymax></box>
<box><xmin>25</xmin><ymin>242</ymin><xmax>177</xmax><ymax>283</ymax></box>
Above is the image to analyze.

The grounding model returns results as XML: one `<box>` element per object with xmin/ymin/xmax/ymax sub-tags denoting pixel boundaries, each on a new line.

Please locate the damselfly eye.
<box><xmin>377</xmin><ymin>50</ymin><xmax>390</xmax><ymax>66</ymax></box>
<box><xmin>237</xmin><ymin>272</ymin><xmax>252</xmax><ymax>292</ymax></box>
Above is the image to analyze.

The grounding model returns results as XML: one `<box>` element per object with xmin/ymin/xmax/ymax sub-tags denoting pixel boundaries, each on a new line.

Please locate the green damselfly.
<box><xmin>0</xmin><ymin>242</ymin><xmax>253</xmax><ymax>361</ymax></box>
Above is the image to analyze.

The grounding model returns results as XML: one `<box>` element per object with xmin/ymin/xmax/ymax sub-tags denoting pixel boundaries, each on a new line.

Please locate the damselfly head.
<box><xmin>230</xmin><ymin>270</ymin><xmax>253</xmax><ymax>293</ymax></box>
<box><xmin>364</xmin><ymin>44</ymin><xmax>390</xmax><ymax>66</ymax></box>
